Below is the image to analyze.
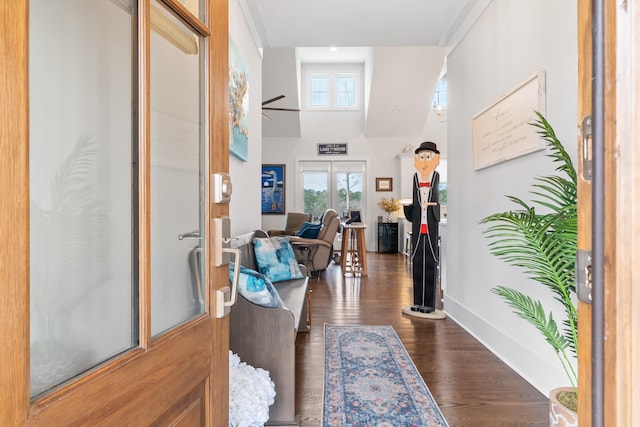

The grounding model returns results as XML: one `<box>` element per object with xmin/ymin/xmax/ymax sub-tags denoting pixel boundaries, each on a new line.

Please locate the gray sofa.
<box><xmin>229</xmin><ymin>230</ymin><xmax>310</xmax><ymax>426</ymax></box>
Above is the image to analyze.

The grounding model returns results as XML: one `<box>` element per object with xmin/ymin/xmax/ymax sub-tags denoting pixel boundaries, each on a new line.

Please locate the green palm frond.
<box><xmin>481</xmin><ymin>112</ymin><xmax>578</xmax><ymax>388</ymax></box>
<box><xmin>492</xmin><ymin>286</ymin><xmax>569</xmax><ymax>353</ymax></box>
<box><xmin>531</xmin><ymin>111</ymin><xmax>577</xmax><ymax>182</ymax></box>
<box><xmin>493</xmin><ymin>286</ymin><xmax>577</xmax><ymax>388</ymax></box>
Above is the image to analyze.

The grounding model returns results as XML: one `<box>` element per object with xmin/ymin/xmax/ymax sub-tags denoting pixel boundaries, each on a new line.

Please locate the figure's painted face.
<box><xmin>414</xmin><ymin>150</ymin><xmax>440</xmax><ymax>179</ymax></box>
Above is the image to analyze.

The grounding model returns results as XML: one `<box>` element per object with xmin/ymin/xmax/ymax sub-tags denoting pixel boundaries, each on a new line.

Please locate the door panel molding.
<box><xmin>27</xmin><ymin>319</ymin><xmax>212</xmax><ymax>425</ymax></box>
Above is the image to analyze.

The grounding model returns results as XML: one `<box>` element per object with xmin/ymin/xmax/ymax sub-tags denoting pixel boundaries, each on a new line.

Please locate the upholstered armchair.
<box><xmin>289</xmin><ymin>209</ymin><xmax>341</xmax><ymax>274</ymax></box>
<box><xmin>267</xmin><ymin>212</ymin><xmax>312</xmax><ymax>237</ymax></box>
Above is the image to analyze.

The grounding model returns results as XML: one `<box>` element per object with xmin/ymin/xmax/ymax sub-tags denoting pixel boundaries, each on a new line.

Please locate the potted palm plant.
<box><xmin>480</xmin><ymin>112</ymin><xmax>578</xmax><ymax>425</ymax></box>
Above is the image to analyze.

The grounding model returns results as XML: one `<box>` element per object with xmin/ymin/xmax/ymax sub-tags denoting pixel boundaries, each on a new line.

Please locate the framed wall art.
<box><xmin>229</xmin><ymin>37</ymin><xmax>249</xmax><ymax>162</ymax></box>
<box><xmin>376</xmin><ymin>177</ymin><xmax>393</xmax><ymax>192</ymax></box>
<box><xmin>261</xmin><ymin>164</ymin><xmax>285</xmax><ymax>214</ymax></box>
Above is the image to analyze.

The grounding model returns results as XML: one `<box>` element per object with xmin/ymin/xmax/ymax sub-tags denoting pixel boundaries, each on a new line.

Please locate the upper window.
<box><xmin>306</xmin><ymin>70</ymin><xmax>359</xmax><ymax>110</ymax></box>
<box><xmin>431</xmin><ymin>78</ymin><xmax>448</xmax><ymax>109</ymax></box>
<box><xmin>310</xmin><ymin>75</ymin><xmax>330</xmax><ymax>107</ymax></box>
<box><xmin>335</xmin><ymin>75</ymin><xmax>355</xmax><ymax>107</ymax></box>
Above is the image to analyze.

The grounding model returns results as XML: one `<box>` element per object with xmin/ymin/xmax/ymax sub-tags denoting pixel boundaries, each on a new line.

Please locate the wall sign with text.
<box><xmin>317</xmin><ymin>143</ymin><xmax>348</xmax><ymax>156</ymax></box>
<box><xmin>472</xmin><ymin>70</ymin><xmax>547</xmax><ymax>170</ymax></box>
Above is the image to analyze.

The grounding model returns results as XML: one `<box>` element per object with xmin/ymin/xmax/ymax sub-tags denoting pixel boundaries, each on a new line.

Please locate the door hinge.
<box><xmin>576</xmin><ymin>249</ymin><xmax>592</xmax><ymax>304</ymax></box>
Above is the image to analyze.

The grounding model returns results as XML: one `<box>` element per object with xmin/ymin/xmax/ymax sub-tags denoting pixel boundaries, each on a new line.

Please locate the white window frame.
<box><xmin>304</xmin><ymin>69</ymin><xmax>360</xmax><ymax>111</ymax></box>
<box><xmin>309</xmin><ymin>74</ymin><xmax>331</xmax><ymax>107</ymax></box>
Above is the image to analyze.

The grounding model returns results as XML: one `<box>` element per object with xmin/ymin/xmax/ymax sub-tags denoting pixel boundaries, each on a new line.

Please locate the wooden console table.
<box><xmin>340</xmin><ymin>224</ymin><xmax>368</xmax><ymax>276</ymax></box>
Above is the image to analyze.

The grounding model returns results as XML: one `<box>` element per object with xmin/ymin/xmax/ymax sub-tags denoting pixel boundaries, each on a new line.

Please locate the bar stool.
<box><xmin>340</xmin><ymin>224</ymin><xmax>368</xmax><ymax>276</ymax></box>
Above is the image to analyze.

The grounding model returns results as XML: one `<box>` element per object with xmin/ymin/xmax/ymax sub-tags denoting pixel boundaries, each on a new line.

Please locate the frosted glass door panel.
<box><xmin>29</xmin><ymin>0</ymin><xmax>134</xmax><ymax>397</ymax></box>
<box><xmin>150</xmin><ymin>1</ymin><xmax>205</xmax><ymax>336</ymax></box>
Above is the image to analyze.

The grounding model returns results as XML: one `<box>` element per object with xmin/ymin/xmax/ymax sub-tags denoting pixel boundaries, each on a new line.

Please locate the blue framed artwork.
<box><xmin>229</xmin><ymin>37</ymin><xmax>249</xmax><ymax>162</ymax></box>
<box><xmin>261</xmin><ymin>164</ymin><xmax>285</xmax><ymax>215</ymax></box>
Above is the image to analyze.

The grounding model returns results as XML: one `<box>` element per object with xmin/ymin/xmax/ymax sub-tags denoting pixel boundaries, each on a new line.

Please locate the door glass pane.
<box><xmin>336</xmin><ymin>172</ymin><xmax>363</xmax><ymax>215</ymax></box>
<box><xmin>302</xmin><ymin>172</ymin><xmax>328</xmax><ymax>221</ymax></box>
<box><xmin>150</xmin><ymin>0</ymin><xmax>205</xmax><ymax>336</ymax></box>
<box><xmin>29</xmin><ymin>0</ymin><xmax>134</xmax><ymax>397</ymax></box>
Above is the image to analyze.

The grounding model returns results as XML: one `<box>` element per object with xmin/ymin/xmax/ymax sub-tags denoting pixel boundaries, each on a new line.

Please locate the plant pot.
<box><xmin>549</xmin><ymin>387</ymin><xmax>578</xmax><ymax>427</ymax></box>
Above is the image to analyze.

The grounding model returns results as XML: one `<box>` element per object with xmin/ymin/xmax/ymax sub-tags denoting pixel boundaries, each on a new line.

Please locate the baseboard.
<box><xmin>444</xmin><ymin>295</ymin><xmax>568</xmax><ymax>397</ymax></box>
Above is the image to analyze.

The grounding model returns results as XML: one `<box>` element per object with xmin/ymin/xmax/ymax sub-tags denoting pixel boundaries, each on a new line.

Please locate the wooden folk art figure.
<box><xmin>402</xmin><ymin>141</ymin><xmax>446</xmax><ymax>319</ymax></box>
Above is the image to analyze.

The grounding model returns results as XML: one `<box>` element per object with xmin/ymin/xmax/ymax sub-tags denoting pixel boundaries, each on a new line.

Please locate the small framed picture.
<box><xmin>376</xmin><ymin>177</ymin><xmax>393</xmax><ymax>192</ymax></box>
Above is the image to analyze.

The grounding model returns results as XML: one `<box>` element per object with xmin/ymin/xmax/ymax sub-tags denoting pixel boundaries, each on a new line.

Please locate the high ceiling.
<box><xmin>243</xmin><ymin>0</ymin><xmax>484</xmax><ymax>49</ymax></box>
<box><xmin>241</xmin><ymin>0</ymin><xmax>490</xmax><ymax>138</ymax></box>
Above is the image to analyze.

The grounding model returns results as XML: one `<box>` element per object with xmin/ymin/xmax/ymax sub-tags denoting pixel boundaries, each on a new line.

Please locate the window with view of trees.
<box><xmin>300</xmin><ymin>161</ymin><xmax>365</xmax><ymax>221</ymax></box>
<box><xmin>336</xmin><ymin>172</ymin><xmax>362</xmax><ymax>214</ymax></box>
<box><xmin>303</xmin><ymin>171</ymin><xmax>328</xmax><ymax>220</ymax></box>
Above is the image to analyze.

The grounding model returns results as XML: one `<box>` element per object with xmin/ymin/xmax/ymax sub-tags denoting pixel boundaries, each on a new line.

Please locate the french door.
<box><xmin>298</xmin><ymin>160</ymin><xmax>366</xmax><ymax>221</ymax></box>
<box><xmin>1</xmin><ymin>0</ymin><xmax>231</xmax><ymax>425</ymax></box>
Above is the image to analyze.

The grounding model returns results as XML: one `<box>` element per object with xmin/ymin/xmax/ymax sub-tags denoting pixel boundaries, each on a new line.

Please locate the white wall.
<box><xmin>229</xmin><ymin>0</ymin><xmax>263</xmax><ymax>236</ymax></box>
<box><xmin>445</xmin><ymin>0</ymin><xmax>578</xmax><ymax>395</ymax></box>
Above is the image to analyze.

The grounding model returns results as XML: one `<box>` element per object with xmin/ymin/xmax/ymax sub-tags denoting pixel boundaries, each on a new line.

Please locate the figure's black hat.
<box><xmin>415</xmin><ymin>141</ymin><xmax>440</xmax><ymax>154</ymax></box>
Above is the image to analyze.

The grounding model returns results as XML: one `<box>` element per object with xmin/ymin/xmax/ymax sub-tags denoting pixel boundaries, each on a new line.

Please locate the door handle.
<box><xmin>212</xmin><ymin>215</ymin><xmax>241</xmax><ymax>318</ymax></box>
<box><xmin>216</xmin><ymin>247</ymin><xmax>242</xmax><ymax>318</ymax></box>
<box><xmin>178</xmin><ymin>230</ymin><xmax>200</xmax><ymax>240</ymax></box>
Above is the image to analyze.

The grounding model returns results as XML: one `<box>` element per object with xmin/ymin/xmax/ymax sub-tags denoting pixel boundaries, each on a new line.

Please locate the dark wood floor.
<box><xmin>294</xmin><ymin>252</ymin><xmax>549</xmax><ymax>426</ymax></box>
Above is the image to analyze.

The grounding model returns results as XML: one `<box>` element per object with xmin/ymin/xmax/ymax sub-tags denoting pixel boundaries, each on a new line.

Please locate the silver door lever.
<box><xmin>178</xmin><ymin>231</ymin><xmax>200</xmax><ymax>240</ymax></box>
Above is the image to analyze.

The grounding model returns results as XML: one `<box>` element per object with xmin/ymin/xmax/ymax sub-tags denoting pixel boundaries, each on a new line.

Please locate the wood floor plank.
<box><xmin>295</xmin><ymin>252</ymin><xmax>548</xmax><ymax>426</ymax></box>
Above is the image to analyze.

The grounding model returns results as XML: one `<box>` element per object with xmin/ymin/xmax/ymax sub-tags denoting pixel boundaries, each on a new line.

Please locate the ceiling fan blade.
<box><xmin>262</xmin><ymin>95</ymin><xmax>285</xmax><ymax>106</ymax></box>
<box><xmin>262</xmin><ymin>107</ymin><xmax>300</xmax><ymax>112</ymax></box>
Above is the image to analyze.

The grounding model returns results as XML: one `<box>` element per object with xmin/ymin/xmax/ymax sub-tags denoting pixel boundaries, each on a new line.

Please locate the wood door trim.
<box><xmin>610</xmin><ymin>1</ymin><xmax>639</xmax><ymax>424</ymax></box>
<box><xmin>208</xmin><ymin>0</ymin><xmax>229</xmax><ymax>424</ymax></box>
<box><xmin>161</xmin><ymin>0</ymin><xmax>210</xmax><ymax>37</ymax></box>
<box><xmin>138</xmin><ymin>0</ymin><xmax>153</xmax><ymax>349</ymax></box>
<box><xmin>0</xmin><ymin>1</ymin><xmax>30</xmax><ymax>425</ymax></box>
<box><xmin>577</xmin><ymin>0</ymin><xmax>593</xmax><ymax>422</ymax></box>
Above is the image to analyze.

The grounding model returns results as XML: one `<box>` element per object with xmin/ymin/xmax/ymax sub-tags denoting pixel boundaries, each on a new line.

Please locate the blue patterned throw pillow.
<box><xmin>296</xmin><ymin>221</ymin><xmax>322</xmax><ymax>239</ymax></box>
<box><xmin>253</xmin><ymin>236</ymin><xmax>304</xmax><ymax>283</ymax></box>
<box><xmin>229</xmin><ymin>264</ymin><xmax>284</xmax><ymax>308</ymax></box>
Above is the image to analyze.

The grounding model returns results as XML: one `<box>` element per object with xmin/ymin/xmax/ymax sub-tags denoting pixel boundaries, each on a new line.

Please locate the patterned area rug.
<box><xmin>323</xmin><ymin>324</ymin><xmax>449</xmax><ymax>427</ymax></box>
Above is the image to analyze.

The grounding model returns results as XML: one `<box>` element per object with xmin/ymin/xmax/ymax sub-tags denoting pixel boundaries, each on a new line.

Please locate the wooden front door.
<box><xmin>577</xmin><ymin>1</ymin><xmax>640</xmax><ymax>425</ymax></box>
<box><xmin>0</xmin><ymin>0</ymin><xmax>230</xmax><ymax>425</ymax></box>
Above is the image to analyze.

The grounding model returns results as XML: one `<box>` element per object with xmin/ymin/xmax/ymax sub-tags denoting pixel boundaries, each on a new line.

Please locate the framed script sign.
<box><xmin>472</xmin><ymin>70</ymin><xmax>546</xmax><ymax>170</ymax></box>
